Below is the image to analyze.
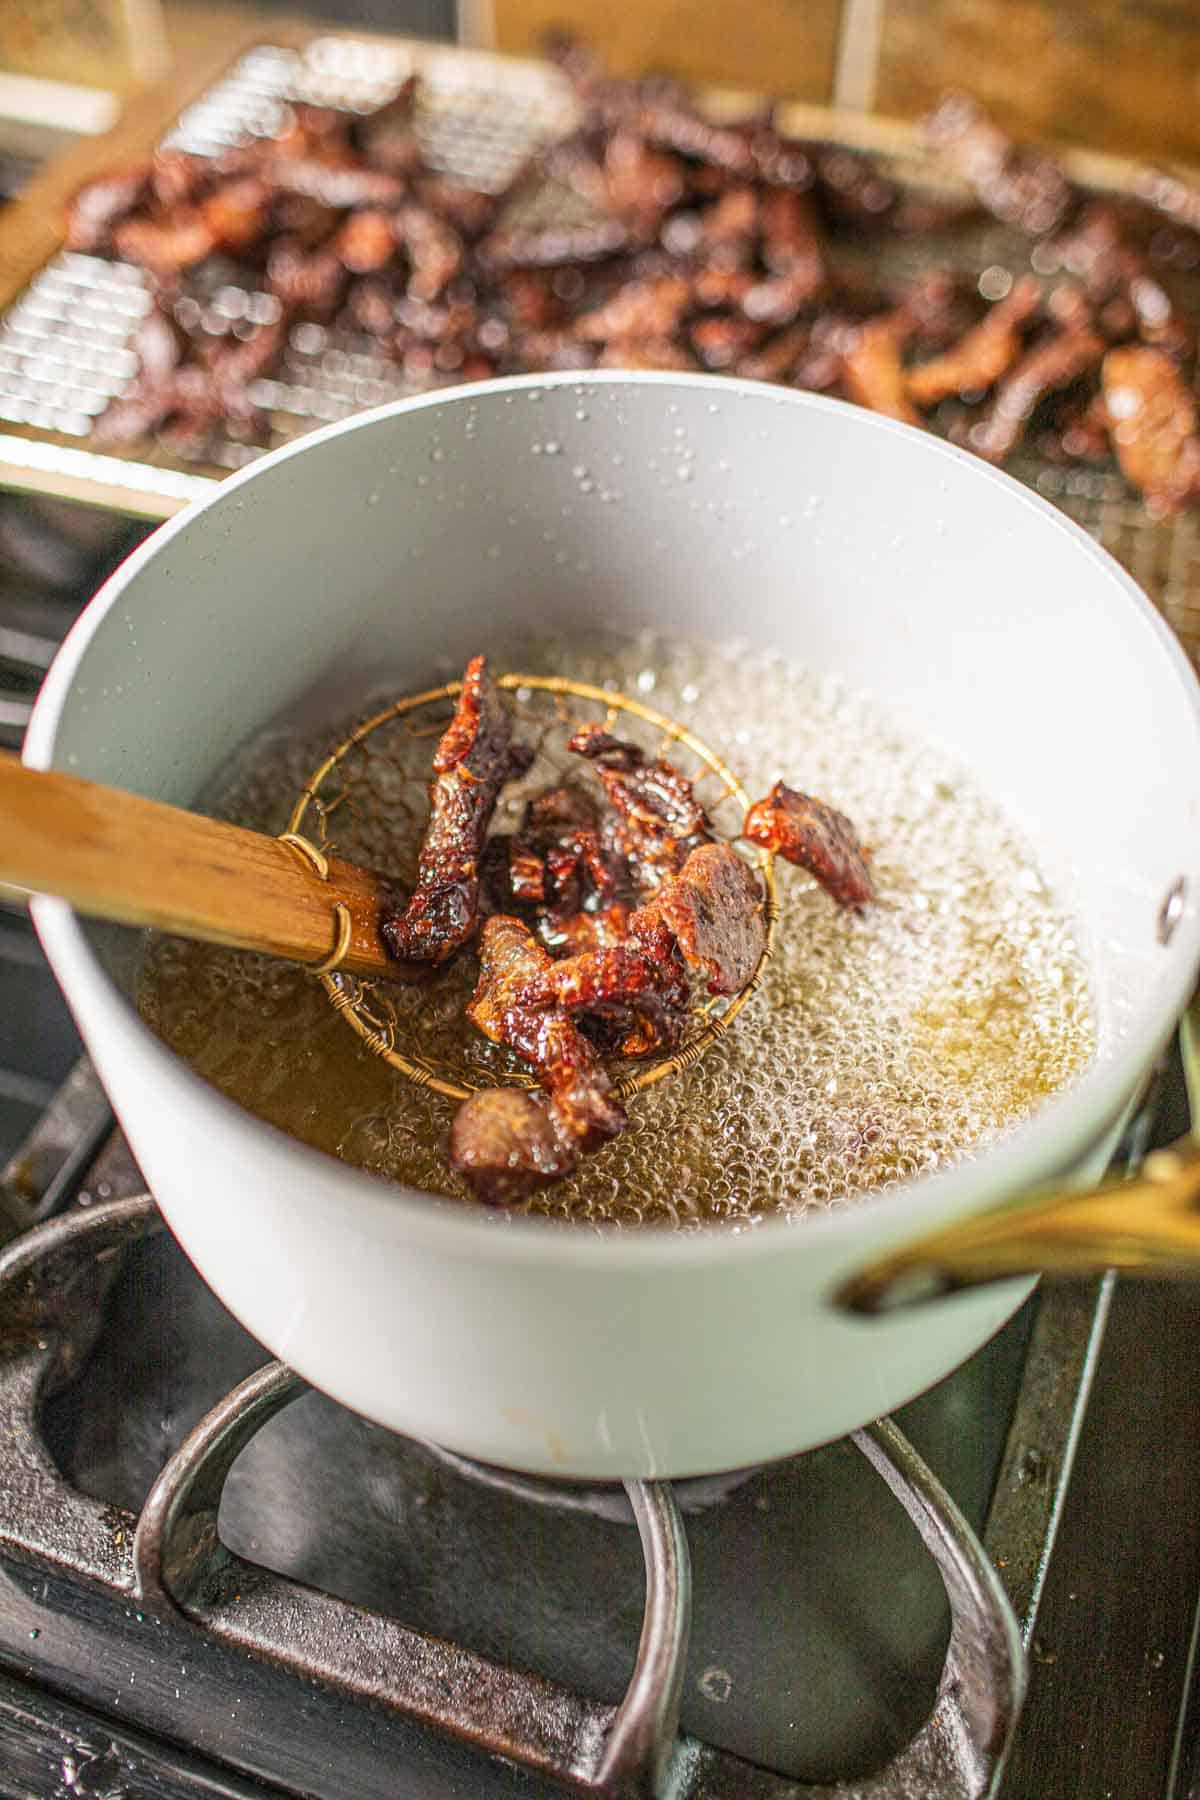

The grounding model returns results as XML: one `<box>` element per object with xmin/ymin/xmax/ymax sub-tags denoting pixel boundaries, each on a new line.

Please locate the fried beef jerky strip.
<box><xmin>840</xmin><ymin>313</ymin><xmax>921</xmax><ymax>425</ymax></box>
<box><xmin>907</xmin><ymin>275</ymin><xmax>1040</xmax><ymax>407</ymax></box>
<box><xmin>450</xmin><ymin>915</ymin><xmax>627</xmax><ymax>1202</ymax></box>
<box><xmin>112</xmin><ymin>210</ymin><xmax>218</xmax><ymax>279</ymax></box>
<box><xmin>396</xmin><ymin>204</ymin><xmax>464</xmax><ymax>302</ymax></box>
<box><xmin>517</xmin><ymin>845</ymin><xmax>762</xmax><ymax>1061</ymax></box>
<box><xmin>1052</xmin><ymin>202</ymin><xmax>1194</xmax><ymax>361</ymax></box>
<box><xmin>631</xmin><ymin>841</ymin><xmax>766</xmax><ymax>995</ymax></box>
<box><xmin>540</xmin><ymin>902</ymin><xmax>633</xmax><ymax>956</ymax></box>
<box><xmin>924</xmin><ymin>93</ymin><xmax>1077</xmax><ymax>237</ymax></box>
<box><xmin>572</xmin><ymin>129</ymin><xmax>690</xmax><ymax>240</ymax></box>
<box><xmin>966</xmin><ymin>291</ymin><xmax>1105</xmax><ymax>463</ymax></box>
<box><xmin>519</xmin><ymin>937</ymin><xmax>691</xmax><ymax>1056</ymax></box>
<box><xmin>478</xmin><ymin>217</ymin><xmax>630</xmax><ymax>272</ymax></box>
<box><xmin>1101</xmin><ymin>345</ymin><xmax>1200</xmax><ymax>516</ymax></box>
<box><xmin>569</xmin><ymin>724</ymin><xmax>712</xmax><ymax>886</ymax></box>
<box><xmin>488</xmin><ymin>784</ymin><xmax>621</xmax><ymax>918</ymax></box>
<box><xmin>576</xmin><ymin>275</ymin><xmax>693</xmax><ymax>343</ymax></box>
<box><xmin>743</xmin><ymin>782</ymin><xmax>875</xmax><ymax>909</ymax></box>
<box><xmin>381</xmin><ymin>656</ymin><xmax>514</xmax><ymax>966</ymax></box>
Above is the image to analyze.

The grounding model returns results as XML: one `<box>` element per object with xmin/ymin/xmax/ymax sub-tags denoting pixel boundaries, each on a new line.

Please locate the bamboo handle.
<box><xmin>0</xmin><ymin>753</ymin><xmax>396</xmax><ymax>978</ymax></box>
<box><xmin>835</xmin><ymin>1139</ymin><xmax>1200</xmax><ymax>1314</ymax></box>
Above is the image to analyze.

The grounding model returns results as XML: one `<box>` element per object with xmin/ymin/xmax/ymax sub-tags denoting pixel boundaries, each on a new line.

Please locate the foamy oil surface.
<box><xmin>137</xmin><ymin>631</ymin><xmax>1095</xmax><ymax>1227</ymax></box>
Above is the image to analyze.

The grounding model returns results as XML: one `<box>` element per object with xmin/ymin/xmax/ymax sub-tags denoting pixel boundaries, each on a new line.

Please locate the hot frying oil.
<box><xmin>137</xmin><ymin>632</ymin><xmax>1095</xmax><ymax>1226</ymax></box>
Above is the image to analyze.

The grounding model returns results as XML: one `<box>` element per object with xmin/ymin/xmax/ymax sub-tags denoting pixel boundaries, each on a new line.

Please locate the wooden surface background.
<box><xmin>490</xmin><ymin>0</ymin><xmax>1200</xmax><ymax>164</ymax></box>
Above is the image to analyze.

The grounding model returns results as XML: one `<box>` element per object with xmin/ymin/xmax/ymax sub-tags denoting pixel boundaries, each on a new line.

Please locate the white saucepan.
<box><xmin>23</xmin><ymin>374</ymin><xmax>1200</xmax><ymax>1478</ymax></box>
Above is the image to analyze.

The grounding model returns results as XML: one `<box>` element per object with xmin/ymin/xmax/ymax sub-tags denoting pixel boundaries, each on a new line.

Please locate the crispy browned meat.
<box><xmin>762</xmin><ymin>187</ymin><xmax>829</xmax><ymax>291</ymax></box>
<box><xmin>201</xmin><ymin>177</ymin><xmax>272</xmax><ymax>253</ymax></box>
<box><xmin>1053</xmin><ymin>392</ymin><xmax>1113</xmax><ymax>464</ymax></box>
<box><xmin>697</xmin><ymin>186</ymin><xmax>760</xmax><ymax>257</ymax></box>
<box><xmin>209</xmin><ymin>314</ymin><xmax>291</xmax><ymax>406</ymax></box>
<box><xmin>1101</xmin><ymin>345</ymin><xmax>1200</xmax><ymax>515</ymax></box>
<box><xmin>66</xmin><ymin>166</ymin><xmax>151</xmax><ymax>252</ymax></box>
<box><xmin>691</xmin><ymin>313</ymin><xmax>766</xmax><ymax>368</ymax></box>
<box><xmin>345</xmin><ymin>277</ymin><xmax>398</xmax><ymax>336</ymax></box>
<box><xmin>381</xmin><ymin>657</ymin><xmax>515</xmax><ymax>966</ymax></box>
<box><xmin>840</xmin><ymin>314</ymin><xmax>921</xmax><ymax>425</ymax></box>
<box><xmin>569</xmin><ymin>724</ymin><xmax>710</xmax><ymax>845</ymax></box>
<box><xmin>539</xmin><ymin>903</ymin><xmax>633</xmax><ymax>955</ymax></box>
<box><xmin>415</xmin><ymin>177</ymin><xmax>502</xmax><ymax>240</ymax></box>
<box><xmin>738</xmin><ymin>324</ymin><xmax>811</xmax><ymax>382</ymax></box>
<box><xmin>501</xmin><ymin>270</ymin><xmax>567</xmax><ymax>332</ymax></box>
<box><xmin>521</xmin><ymin>938</ymin><xmax>690</xmax><ymax>1056</ymax></box>
<box><xmin>92</xmin><ymin>300</ymin><xmax>280</xmax><ymax>448</ymax></box>
<box><xmin>397</xmin><ymin>204</ymin><xmax>464</xmax><ymax>301</ymax></box>
<box><xmin>907</xmin><ymin>275</ymin><xmax>1039</xmax><ymax>407</ymax></box>
<box><xmin>741</xmin><ymin>267</ymin><xmax>822</xmax><ymax>328</ymax></box>
<box><xmin>488</xmin><ymin>782</ymin><xmax>622</xmax><ymax>919</ymax></box>
<box><xmin>632</xmin><ymin>842</ymin><xmax>765</xmax><ymax>994</ymax></box>
<box><xmin>74</xmin><ymin>45</ymin><xmax>1200</xmax><ymax>509</ymax></box>
<box><xmin>576</xmin><ymin>275</ymin><xmax>692</xmax><ymax>342</ymax></box>
<box><xmin>925</xmin><ymin>93</ymin><xmax>1076</xmax><ymax>236</ymax></box>
<box><xmin>691</xmin><ymin>266</ymin><xmax>754</xmax><ymax>309</ymax></box>
<box><xmin>596</xmin><ymin>130</ymin><xmax>689</xmax><ymax>237</ymax></box>
<box><xmin>263</xmin><ymin>157</ymin><xmax>407</xmax><ymax>212</ymax></box>
<box><xmin>332</xmin><ymin>209</ymin><xmax>396</xmax><ymax>274</ymax></box>
<box><xmin>744</xmin><ymin>781</ymin><xmax>874</xmax><ymax>909</ymax></box>
<box><xmin>465</xmin><ymin>917</ymin><xmax>621</xmax><ymax>1104</ymax></box>
<box><xmin>136</xmin><ymin>300</ymin><xmax>188</xmax><ymax>380</ymax></box>
<box><xmin>1052</xmin><ymin>201</ymin><xmax>1194</xmax><ymax>361</ymax></box>
<box><xmin>449</xmin><ymin>1087</ymin><xmax>577</xmax><ymax>1203</ymax></box>
<box><xmin>112</xmin><ymin>210</ymin><xmax>218</xmax><ymax>278</ymax></box>
<box><xmin>899</xmin><ymin>270</ymin><xmax>982</xmax><ymax>353</ymax></box>
<box><xmin>967</xmin><ymin>303</ymin><xmax>1105</xmax><ymax>462</ymax></box>
<box><xmin>450</xmin><ymin>914</ymin><xmax>628</xmax><ymax>1202</ymax></box>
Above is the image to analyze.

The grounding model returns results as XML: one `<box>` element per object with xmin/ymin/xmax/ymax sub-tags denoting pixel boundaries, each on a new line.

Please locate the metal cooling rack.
<box><xmin>1</xmin><ymin>35</ymin><xmax>1199</xmax><ymax>670</ymax></box>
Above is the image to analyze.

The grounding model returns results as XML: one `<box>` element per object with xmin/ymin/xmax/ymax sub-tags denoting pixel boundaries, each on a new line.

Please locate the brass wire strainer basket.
<box><xmin>283</xmin><ymin>673</ymin><xmax>778</xmax><ymax>1102</ymax></box>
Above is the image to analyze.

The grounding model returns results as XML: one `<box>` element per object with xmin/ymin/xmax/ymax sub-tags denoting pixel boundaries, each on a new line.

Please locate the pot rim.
<box><xmin>25</xmin><ymin>371</ymin><xmax>1200</xmax><ymax>1272</ymax></box>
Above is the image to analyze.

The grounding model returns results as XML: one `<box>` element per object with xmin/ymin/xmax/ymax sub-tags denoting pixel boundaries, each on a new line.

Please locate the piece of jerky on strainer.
<box><xmin>569</xmin><ymin>722</ymin><xmax>712</xmax><ymax>888</ymax></box>
<box><xmin>451</xmin><ymin>914</ymin><xmax>627</xmax><ymax>1203</ymax></box>
<box><xmin>744</xmin><ymin>781</ymin><xmax>875</xmax><ymax>909</ymax></box>
<box><xmin>631</xmin><ymin>841</ymin><xmax>766</xmax><ymax>994</ymax></box>
<box><xmin>381</xmin><ymin>656</ymin><xmax>517</xmax><ymax>967</ymax></box>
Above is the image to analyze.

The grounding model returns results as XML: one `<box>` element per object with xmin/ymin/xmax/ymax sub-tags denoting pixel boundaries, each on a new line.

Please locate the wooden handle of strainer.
<box><xmin>0</xmin><ymin>752</ymin><xmax>395</xmax><ymax>978</ymax></box>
